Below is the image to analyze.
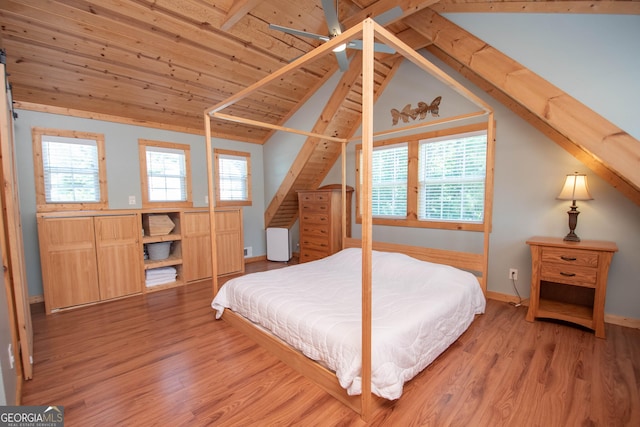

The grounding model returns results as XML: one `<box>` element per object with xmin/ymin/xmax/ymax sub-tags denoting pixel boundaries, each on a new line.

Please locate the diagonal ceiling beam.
<box><xmin>404</xmin><ymin>8</ymin><xmax>640</xmax><ymax>206</ymax></box>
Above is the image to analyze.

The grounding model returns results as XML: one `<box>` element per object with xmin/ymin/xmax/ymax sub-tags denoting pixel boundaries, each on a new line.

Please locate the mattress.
<box><xmin>211</xmin><ymin>247</ymin><xmax>485</xmax><ymax>400</ymax></box>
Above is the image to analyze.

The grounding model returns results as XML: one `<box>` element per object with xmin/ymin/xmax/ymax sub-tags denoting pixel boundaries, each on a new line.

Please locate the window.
<box><xmin>356</xmin><ymin>124</ymin><xmax>489</xmax><ymax>231</ymax></box>
<box><xmin>32</xmin><ymin>128</ymin><xmax>108</xmax><ymax>211</ymax></box>
<box><xmin>418</xmin><ymin>133</ymin><xmax>486</xmax><ymax>222</ymax></box>
<box><xmin>139</xmin><ymin>139</ymin><xmax>192</xmax><ymax>207</ymax></box>
<box><xmin>214</xmin><ymin>149</ymin><xmax>252</xmax><ymax>206</ymax></box>
<box><xmin>369</xmin><ymin>144</ymin><xmax>408</xmax><ymax>217</ymax></box>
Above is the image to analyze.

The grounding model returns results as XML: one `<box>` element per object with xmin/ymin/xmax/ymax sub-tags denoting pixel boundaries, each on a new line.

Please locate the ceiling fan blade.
<box><xmin>374</xmin><ymin>6</ymin><xmax>403</xmax><ymax>26</ymax></box>
<box><xmin>347</xmin><ymin>40</ymin><xmax>396</xmax><ymax>54</ymax></box>
<box><xmin>334</xmin><ymin>49</ymin><xmax>350</xmax><ymax>72</ymax></box>
<box><xmin>269</xmin><ymin>23</ymin><xmax>329</xmax><ymax>41</ymax></box>
<box><xmin>321</xmin><ymin>0</ymin><xmax>343</xmax><ymax>36</ymax></box>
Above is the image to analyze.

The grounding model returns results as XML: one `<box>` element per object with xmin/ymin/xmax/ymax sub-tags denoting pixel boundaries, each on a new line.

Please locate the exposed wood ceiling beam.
<box><xmin>430</xmin><ymin>1</ymin><xmax>640</xmax><ymax>15</ymax></box>
<box><xmin>220</xmin><ymin>0</ymin><xmax>261</xmax><ymax>31</ymax></box>
<box><xmin>404</xmin><ymin>9</ymin><xmax>640</xmax><ymax>205</ymax></box>
<box><xmin>343</xmin><ymin>0</ymin><xmax>441</xmax><ymax>28</ymax></box>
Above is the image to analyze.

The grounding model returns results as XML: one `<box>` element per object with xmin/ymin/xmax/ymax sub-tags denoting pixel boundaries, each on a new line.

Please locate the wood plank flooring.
<box><xmin>22</xmin><ymin>260</ymin><xmax>640</xmax><ymax>426</ymax></box>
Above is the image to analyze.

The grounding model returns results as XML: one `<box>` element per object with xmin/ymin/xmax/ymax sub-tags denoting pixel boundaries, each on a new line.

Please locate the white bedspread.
<box><xmin>211</xmin><ymin>248</ymin><xmax>485</xmax><ymax>400</ymax></box>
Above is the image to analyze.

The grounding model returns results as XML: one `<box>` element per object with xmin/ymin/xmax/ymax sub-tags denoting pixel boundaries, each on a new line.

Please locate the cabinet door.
<box><xmin>95</xmin><ymin>215</ymin><xmax>142</xmax><ymax>300</ymax></box>
<box><xmin>183</xmin><ymin>212</ymin><xmax>212</xmax><ymax>282</ymax></box>
<box><xmin>37</xmin><ymin>217</ymin><xmax>100</xmax><ymax>311</ymax></box>
<box><xmin>216</xmin><ymin>209</ymin><xmax>244</xmax><ymax>276</ymax></box>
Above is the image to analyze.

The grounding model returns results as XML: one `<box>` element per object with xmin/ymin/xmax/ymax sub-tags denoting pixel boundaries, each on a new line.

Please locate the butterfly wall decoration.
<box><xmin>390</xmin><ymin>96</ymin><xmax>442</xmax><ymax>126</ymax></box>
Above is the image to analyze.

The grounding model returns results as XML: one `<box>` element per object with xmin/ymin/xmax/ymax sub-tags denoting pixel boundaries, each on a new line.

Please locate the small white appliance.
<box><xmin>266</xmin><ymin>227</ymin><xmax>291</xmax><ymax>262</ymax></box>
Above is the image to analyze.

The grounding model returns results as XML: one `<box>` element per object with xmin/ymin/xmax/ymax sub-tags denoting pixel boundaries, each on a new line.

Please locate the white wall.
<box><xmin>13</xmin><ymin>111</ymin><xmax>266</xmax><ymax>297</ymax></box>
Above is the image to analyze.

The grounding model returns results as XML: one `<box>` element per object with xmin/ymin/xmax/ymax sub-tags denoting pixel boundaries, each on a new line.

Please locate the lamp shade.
<box><xmin>557</xmin><ymin>172</ymin><xmax>593</xmax><ymax>201</ymax></box>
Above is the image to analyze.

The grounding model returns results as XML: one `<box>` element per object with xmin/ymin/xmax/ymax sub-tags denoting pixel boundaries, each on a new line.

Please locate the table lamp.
<box><xmin>557</xmin><ymin>172</ymin><xmax>593</xmax><ymax>242</ymax></box>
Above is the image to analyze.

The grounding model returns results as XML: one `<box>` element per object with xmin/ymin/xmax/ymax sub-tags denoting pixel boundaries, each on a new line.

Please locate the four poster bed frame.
<box><xmin>203</xmin><ymin>19</ymin><xmax>495</xmax><ymax>421</ymax></box>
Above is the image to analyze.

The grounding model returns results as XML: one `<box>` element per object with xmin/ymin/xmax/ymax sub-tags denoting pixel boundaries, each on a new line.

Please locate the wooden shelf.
<box><xmin>144</xmin><ymin>280</ymin><xmax>184</xmax><ymax>293</ymax></box>
<box><xmin>142</xmin><ymin>234</ymin><xmax>181</xmax><ymax>244</ymax></box>
<box><xmin>144</xmin><ymin>254</ymin><xmax>182</xmax><ymax>270</ymax></box>
<box><xmin>537</xmin><ymin>298</ymin><xmax>594</xmax><ymax>329</ymax></box>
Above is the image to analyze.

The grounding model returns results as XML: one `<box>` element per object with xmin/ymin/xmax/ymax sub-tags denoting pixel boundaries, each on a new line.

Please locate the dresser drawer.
<box><xmin>540</xmin><ymin>263</ymin><xmax>597</xmax><ymax>288</ymax></box>
<box><xmin>300</xmin><ymin>248</ymin><xmax>328</xmax><ymax>263</ymax></box>
<box><xmin>300</xmin><ymin>236</ymin><xmax>330</xmax><ymax>252</ymax></box>
<box><xmin>300</xmin><ymin>224</ymin><xmax>329</xmax><ymax>239</ymax></box>
<box><xmin>300</xmin><ymin>201</ymin><xmax>330</xmax><ymax>213</ymax></box>
<box><xmin>300</xmin><ymin>192</ymin><xmax>331</xmax><ymax>203</ymax></box>
<box><xmin>300</xmin><ymin>212</ymin><xmax>330</xmax><ymax>226</ymax></box>
<box><xmin>541</xmin><ymin>247</ymin><xmax>599</xmax><ymax>267</ymax></box>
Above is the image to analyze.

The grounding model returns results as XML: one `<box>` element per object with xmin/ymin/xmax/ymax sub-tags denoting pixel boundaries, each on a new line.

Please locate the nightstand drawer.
<box><xmin>541</xmin><ymin>247</ymin><xmax>599</xmax><ymax>267</ymax></box>
<box><xmin>541</xmin><ymin>264</ymin><xmax>597</xmax><ymax>288</ymax></box>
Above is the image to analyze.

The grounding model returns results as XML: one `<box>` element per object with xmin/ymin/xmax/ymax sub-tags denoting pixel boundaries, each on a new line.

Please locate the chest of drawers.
<box><xmin>525</xmin><ymin>236</ymin><xmax>617</xmax><ymax>338</ymax></box>
<box><xmin>297</xmin><ymin>186</ymin><xmax>352</xmax><ymax>263</ymax></box>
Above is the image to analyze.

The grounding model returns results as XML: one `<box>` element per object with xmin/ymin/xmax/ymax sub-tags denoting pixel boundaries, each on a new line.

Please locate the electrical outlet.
<box><xmin>128</xmin><ymin>195</ymin><xmax>136</xmax><ymax>205</ymax></box>
<box><xmin>509</xmin><ymin>268</ymin><xmax>518</xmax><ymax>280</ymax></box>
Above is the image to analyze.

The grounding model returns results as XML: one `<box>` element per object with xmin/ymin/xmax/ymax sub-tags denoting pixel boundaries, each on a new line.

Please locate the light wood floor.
<box><xmin>22</xmin><ymin>260</ymin><xmax>640</xmax><ymax>426</ymax></box>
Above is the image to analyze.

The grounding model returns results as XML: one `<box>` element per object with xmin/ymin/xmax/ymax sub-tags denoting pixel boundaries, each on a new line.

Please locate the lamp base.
<box><xmin>563</xmin><ymin>231</ymin><xmax>581</xmax><ymax>242</ymax></box>
<box><xmin>564</xmin><ymin>204</ymin><xmax>581</xmax><ymax>242</ymax></box>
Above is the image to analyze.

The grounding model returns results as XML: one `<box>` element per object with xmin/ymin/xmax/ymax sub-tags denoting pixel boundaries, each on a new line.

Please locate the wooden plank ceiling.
<box><xmin>1</xmin><ymin>0</ymin><xmax>639</xmax><ymax>221</ymax></box>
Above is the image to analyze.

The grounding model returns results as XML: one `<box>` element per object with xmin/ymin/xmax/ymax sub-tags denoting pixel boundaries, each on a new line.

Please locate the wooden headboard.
<box><xmin>344</xmin><ymin>237</ymin><xmax>486</xmax><ymax>293</ymax></box>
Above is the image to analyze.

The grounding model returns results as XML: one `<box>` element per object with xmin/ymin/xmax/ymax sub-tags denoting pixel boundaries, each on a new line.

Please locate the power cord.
<box><xmin>510</xmin><ymin>271</ymin><xmax>523</xmax><ymax>308</ymax></box>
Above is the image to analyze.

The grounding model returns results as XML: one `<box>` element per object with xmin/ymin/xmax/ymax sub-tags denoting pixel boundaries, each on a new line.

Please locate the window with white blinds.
<box><xmin>42</xmin><ymin>136</ymin><xmax>101</xmax><ymax>203</ymax></box>
<box><xmin>145</xmin><ymin>145</ymin><xmax>188</xmax><ymax>202</ymax></box>
<box><xmin>355</xmin><ymin>124</ymin><xmax>489</xmax><ymax>230</ymax></box>
<box><xmin>215</xmin><ymin>149</ymin><xmax>252</xmax><ymax>206</ymax></box>
<box><xmin>418</xmin><ymin>132</ymin><xmax>487</xmax><ymax>222</ymax></box>
<box><xmin>371</xmin><ymin>144</ymin><xmax>408</xmax><ymax>217</ymax></box>
<box><xmin>32</xmin><ymin>128</ymin><xmax>108</xmax><ymax>211</ymax></box>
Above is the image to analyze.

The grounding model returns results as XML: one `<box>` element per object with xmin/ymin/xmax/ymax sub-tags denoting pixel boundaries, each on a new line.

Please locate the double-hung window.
<box><xmin>32</xmin><ymin>128</ymin><xmax>108</xmax><ymax>211</ymax></box>
<box><xmin>139</xmin><ymin>139</ymin><xmax>192</xmax><ymax>207</ymax></box>
<box><xmin>356</xmin><ymin>124</ymin><xmax>489</xmax><ymax>231</ymax></box>
<box><xmin>214</xmin><ymin>149</ymin><xmax>252</xmax><ymax>206</ymax></box>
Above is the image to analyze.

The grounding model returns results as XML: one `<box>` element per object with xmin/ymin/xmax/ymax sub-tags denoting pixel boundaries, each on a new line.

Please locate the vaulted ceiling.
<box><xmin>1</xmin><ymin>0</ymin><xmax>639</xmax><ymax>208</ymax></box>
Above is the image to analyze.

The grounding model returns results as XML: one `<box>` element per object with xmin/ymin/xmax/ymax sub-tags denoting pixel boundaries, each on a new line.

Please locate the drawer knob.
<box><xmin>560</xmin><ymin>255</ymin><xmax>577</xmax><ymax>261</ymax></box>
<box><xmin>560</xmin><ymin>271</ymin><xmax>576</xmax><ymax>277</ymax></box>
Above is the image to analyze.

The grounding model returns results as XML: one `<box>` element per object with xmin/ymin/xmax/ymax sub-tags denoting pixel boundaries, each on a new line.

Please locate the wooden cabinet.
<box><xmin>526</xmin><ymin>236</ymin><xmax>618</xmax><ymax>338</ymax></box>
<box><xmin>38</xmin><ymin>208</ymin><xmax>244</xmax><ymax>312</ymax></box>
<box><xmin>95</xmin><ymin>215</ymin><xmax>142</xmax><ymax>300</ymax></box>
<box><xmin>37</xmin><ymin>214</ymin><xmax>142</xmax><ymax>313</ymax></box>
<box><xmin>183</xmin><ymin>208</ymin><xmax>244</xmax><ymax>280</ymax></box>
<box><xmin>298</xmin><ymin>186</ymin><xmax>352</xmax><ymax>263</ymax></box>
<box><xmin>215</xmin><ymin>208</ymin><xmax>244</xmax><ymax>276</ymax></box>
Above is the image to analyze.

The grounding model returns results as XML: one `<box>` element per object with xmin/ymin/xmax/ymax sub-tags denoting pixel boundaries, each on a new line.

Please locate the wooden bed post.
<box><xmin>204</xmin><ymin>114</ymin><xmax>219</xmax><ymax>296</ymax></box>
<box><xmin>482</xmin><ymin>113</ymin><xmax>496</xmax><ymax>295</ymax></box>
<box><xmin>360</xmin><ymin>17</ymin><xmax>375</xmax><ymax>422</ymax></box>
<box><xmin>341</xmin><ymin>142</ymin><xmax>348</xmax><ymax>247</ymax></box>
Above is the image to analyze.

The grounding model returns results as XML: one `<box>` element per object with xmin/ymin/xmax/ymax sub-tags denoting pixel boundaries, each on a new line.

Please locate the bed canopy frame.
<box><xmin>204</xmin><ymin>18</ymin><xmax>494</xmax><ymax>421</ymax></box>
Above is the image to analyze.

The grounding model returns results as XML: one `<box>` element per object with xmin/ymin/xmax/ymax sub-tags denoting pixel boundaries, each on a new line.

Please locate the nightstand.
<box><xmin>525</xmin><ymin>236</ymin><xmax>618</xmax><ymax>338</ymax></box>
